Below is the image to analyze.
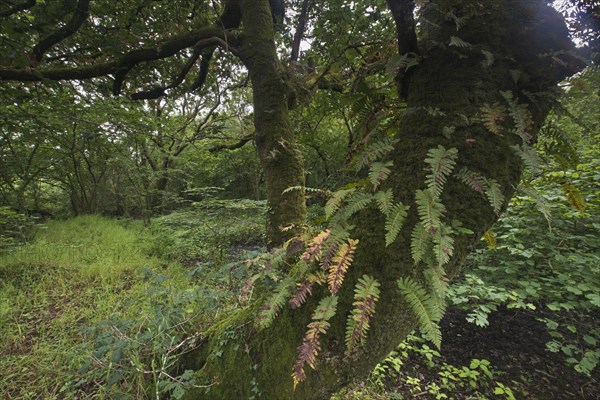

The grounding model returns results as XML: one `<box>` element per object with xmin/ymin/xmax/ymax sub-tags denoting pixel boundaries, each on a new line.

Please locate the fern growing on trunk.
<box><xmin>345</xmin><ymin>275</ymin><xmax>381</xmax><ymax>354</ymax></box>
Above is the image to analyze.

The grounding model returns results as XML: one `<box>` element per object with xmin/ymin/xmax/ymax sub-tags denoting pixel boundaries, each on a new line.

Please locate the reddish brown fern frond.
<box><xmin>300</xmin><ymin>229</ymin><xmax>331</xmax><ymax>263</ymax></box>
<box><xmin>292</xmin><ymin>296</ymin><xmax>338</xmax><ymax>389</ymax></box>
<box><xmin>345</xmin><ymin>275</ymin><xmax>381</xmax><ymax>353</ymax></box>
<box><xmin>289</xmin><ymin>273</ymin><xmax>325</xmax><ymax>309</ymax></box>
<box><xmin>327</xmin><ymin>239</ymin><xmax>358</xmax><ymax>294</ymax></box>
<box><xmin>320</xmin><ymin>242</ymin><xmax>339</xmax><ymax>271</ymax></box>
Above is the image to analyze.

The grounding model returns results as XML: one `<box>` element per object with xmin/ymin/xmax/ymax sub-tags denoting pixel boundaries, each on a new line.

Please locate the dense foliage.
<box><xmin>1</xmin><ymin>0</ymin><xmax>599</xmax><ymax>399</ymax></box>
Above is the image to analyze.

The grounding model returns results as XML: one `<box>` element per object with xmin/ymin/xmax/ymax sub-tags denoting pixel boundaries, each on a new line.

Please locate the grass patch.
<box><xmin>0</xmin><ymin>203</ymin><xmax>266</xmax><ymax>399</ymax></box>
<box><xmin>0</xmin><ymin>215</ymin><xmax>189</xmax><ymax>399</ymax></box>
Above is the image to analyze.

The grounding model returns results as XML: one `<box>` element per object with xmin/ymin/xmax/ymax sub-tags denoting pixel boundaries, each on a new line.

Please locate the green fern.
<box><xmin>415</xmin><ymin>189</ymin><xmax>445</xmax><ymax>233</ymax></box>
<box><xmin>256</xmin><ymin>276</ymin><xmax>295</xmax><ymax>330</ymax></box>
<box><xmin>355</xmin><ymin>137</ymin><xmax>398</xmax><ymax>171</ymax></box>
<box><xmin>385</xmin><ymin>202</ymin><xmax>410</xmax><ymax>246</ymax></box>
<box><xmin>325</xmin><ymin>188</ymin><xmax>355</xmax><ymax>219</ymax></box>
<box><xmin>374</xmin><ymin>189</ymin><xmax>394</xmax><ymax>216</ymax></box>
<box><xmin>480</xmin><ymin>102</ymin><xmax>507</xmax><ymax>135</ymax></box>
<box><xmin>512</xmin><ymin>144</ymin><xmax>540</xmax><ymax>174</ymax></box>
<box><xmin>424</xmin><ymin>145</ymin><xmax>458</xmax><ymax>198</ymax></box>
<box><xmin>340</xmin><ymin>191</ymin><xmax>374</xmax><ymax>220</ymax></box>
<box><xmin>424</xmin><ymin>266</ymin><xmax>448</xmax><ymax>321</ymax></box>
<box><xmin>411</xmin><ymin>222</ymin><xmax>432</xmax><ymax>265</ymax></box>
<box><xmin>433</xmin><ymin>224</ymin><xmax>454</xmax><ymax>267</ymax></box>
<box><xmin>283</xmin><ymin>186</ymin><xmax>331</xmax><ymax>197</ymax></box>
<box><xmin>345</xmin><ymin>275</ymin><xmax>381</xmax><ymax>353</ymax></box>
<box><xmin>484</xmin><ymin>178</ymin><xmax>504</xmax><ymax>215</ymax></box>
<box><xmin>369</xmin><ymin>161</ymin><xmax>393</xmax><ymax>189</ymax></box>
<box><xmin>501</xmin><ymin>90</ymin><xmax>533</xmax><ymax>143</ymax></box>
<box><xmin>455</xmin><ymin>167</ymin><xmax>504</xmax><ymax>215</ymax></box>
<box><xmin>397</xmin><ymin>277</ymin><xmax>443</xmax><ymax>349</ymax></box>
<box><xmin>517</xmin><ymin>184</ymin><xmax>552</xmax><ymax>226</ymax></box>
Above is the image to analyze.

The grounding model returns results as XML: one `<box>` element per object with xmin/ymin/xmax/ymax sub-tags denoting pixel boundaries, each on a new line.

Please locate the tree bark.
<box><xmin>180</xmin><ymin>0</ymin><xmax>581</xmax><ymax>398</ymax></box>
<box><xmin>238</xmin><ymin>0</ymin><xmax>307</xmax><ymax>246</ymax></box>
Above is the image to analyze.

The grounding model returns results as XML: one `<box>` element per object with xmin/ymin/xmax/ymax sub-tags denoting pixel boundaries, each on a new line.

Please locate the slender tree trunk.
<box><xmin>181</xmin><ymin>1</ymin><xmax>581</xmax><ymax>398</ymax></box>
<box><xmin>239</xmin><ymin>0</ymin><xmax>307</xmax><ymax>246</ymax></box>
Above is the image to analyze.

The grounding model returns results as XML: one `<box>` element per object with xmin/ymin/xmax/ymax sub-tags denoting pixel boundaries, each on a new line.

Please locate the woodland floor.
<box><xmin>383</xmin><ymin>307</ymin><xmax>600</xmax><ymax>400</ymax></box>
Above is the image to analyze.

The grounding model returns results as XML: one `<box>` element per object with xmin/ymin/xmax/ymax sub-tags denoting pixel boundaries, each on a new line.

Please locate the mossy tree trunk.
<box><xmin>239</xmin><ymin>0</ymin><xmax>307</xmax><ymax>246</ymax></box>
<box><xmin>181</xmin><ymin>1</ymin><xmax>581</xmax><ymax>398</ymax></box>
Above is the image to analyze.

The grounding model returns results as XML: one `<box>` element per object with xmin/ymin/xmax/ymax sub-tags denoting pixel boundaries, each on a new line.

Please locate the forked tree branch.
<box><xmin>32</xmin><ymin>0</ymin><xmax>91</xmax><ymax>62</ymax></box>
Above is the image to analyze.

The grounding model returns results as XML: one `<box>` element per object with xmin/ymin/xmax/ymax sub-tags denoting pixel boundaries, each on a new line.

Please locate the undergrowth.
<box><xmin>0</xmin><ymin>202</ymin><xmax>265</xmax><ymax>400</ymax></box>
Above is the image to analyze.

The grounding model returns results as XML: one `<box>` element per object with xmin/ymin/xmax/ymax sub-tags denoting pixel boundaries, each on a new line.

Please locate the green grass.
<box><xmin>0</xmin><ymin>216</ymin><xmax>191</xmax><ymax>399</ymax></box>
<box><xmin>0</xmin><ymin>203</ymin><xmax>266</xmax><ymax>399</ymax></box>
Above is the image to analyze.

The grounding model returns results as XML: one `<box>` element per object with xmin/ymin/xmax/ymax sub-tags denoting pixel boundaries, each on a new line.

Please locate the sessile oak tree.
<box><xmin>0</xmin><ymin>0</ymin><xmax>591</xmax><ymax>398</ymax></box>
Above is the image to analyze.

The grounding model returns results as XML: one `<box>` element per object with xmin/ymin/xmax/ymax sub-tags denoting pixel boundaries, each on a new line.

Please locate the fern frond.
<box><xmin>345</xmin><ymin>275</ymin><xmax>381</xmax><ymax>353</ymax></box>
<box><xmin>480</xmin><ymin>102</ymin><xmax>507</xmax><ymax>135</ymax></box>
<box><xmin>518</xmin><ymin>184</ymin><xmax>552</xmax><ymax>225</ymax></box>
<box><xmin>328</xmin><ymin>239</ymin><xmax>359</xmax><ymax>294</ymax></box>
<box><xmin>415</xmin><ymin>189</ymin><xmax>445</xmax><ymax>233</ymax></box>
<box><xmin>397</xmin><ymin>277</ymin><xmax>442</xmax><ymax>349</ymax></box>
<box><xmin>269</xmin><ymin>245</ymin><xmax>289</xmax><ymax>270</ymax></box>
<box><xmin>385</xmin><ymin>202</ymin><xmax>410</xmax><ymax>246</ymax></box>
<box><xmin>512</xmin><ymin>144</ymin><xmax>540</xmax><ymax>174</ymax></box>
<box><xmin>374</xmin><ymin>189</ymin><xmax>394</xmax><ymax>216</ymax></box>
<box><xmin>369</xmin><ymin>161</ymin><xmax>393</xmax><ymax>189</ymax></box>
<box><xmin>455</xmin><ymin>167</ymin><xmax>486</xmax><ymax>193</ymax></box>
<box><xmin>355</xmin><ymin>136</ymin><xmax>398</xmax><ymax>171</ymax></box>
<box><xmin>455</xmin><ymin>167</ymin><xmax>504</xmax><ymax>215</ymax></box>
<box><xmin>340</xmin><ymin>191</ymin><xmax>374</xmax><ymax>219</ymax></box>
<box><xmin>424</xmin><ymin>266</ymin><xmax>449</xmax><ymax>321</ymax></box>
<box><xmin>320</xmin><ymin>225</ymin><xmax>351</xmax><ymax>270</ymax></box>
<box><xmin>283</xmin><ymin>186</ymin><xmax>331</xmax><ymax>198</ymax></box>
<box><xmin>449</xmin><ymin>35</ymin><xmax>471</xmax><ymax>48</ymax></box>
<box><xmin>561</xmin><ymin>181</ymin><xmax>586</xmax><ymax>213</ymax></box>
<box><xmin>501</xmin><ymin>90</ymin><xmax>533</xmax><ymax>143</ymax></box>
<box><xmin>300</xmin><ymin>229</ymin><xmax>331</xmax><ymax>264</ymax></box>
<box><xmin>481</xmin><ymin>49</ymin><xmax>494</xmax><ymax>67</ymax></box>
<box><xmin>256</xmin><ymin>277</ymin><xmax>295</xmax><ymax>330</ymax></box>
<box><xmin>290</xmin><ymin>272</ymin><xmax>326</xmax><ymax>309</ymax></box>
<box><xmin>433</xmin><ymin>224</ymin><xmax>454</xmax><ymax>267</ymax></box>
<box><xmin>292</xmin><ymin>295</ymin><xmax>338</xmax><ymax>389</ymax></box>
<box><xmin>411</xmin><ymin>222</ymin><xmax>432</xmax><ymax>265</ymax></box>
<box><xmin>484</xmin><ymin>178</ymin><xmax>504</xmax><ymax>215</ymax></box>
<box><xmin>424</xmin><ymin>145</ymin><xmax>458</xmax><ymax>198</ymax></box>
<box><xmin>325</xmin><ymin>189</ymin><xmax>355</xmax><ymax>219</ymax></box>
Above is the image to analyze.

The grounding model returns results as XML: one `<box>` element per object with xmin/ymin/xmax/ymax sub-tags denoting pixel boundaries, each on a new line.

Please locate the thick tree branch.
<box><xmin>0</xmin><ymin>26</ymin><xmax>229</xmax><ymax>82</ymax></box>
<box><xmin>0</xmin><ymin>0</ymin><xmax>36</xmax><ymax>18</ymax></box>
<box><xmin>32</xmin><ymin>0</ymin><xmax>91</xmax><ymax>62</ymax></box>
<box><xmin>291</xmin><ymin>0</ymin><xmax>312</xmax><ymax>62</ymax></box>
<box><xmin>386</xmin><ymin>0</ymin><xmax>418</xmax><ymax>99</ymax></box>
<box><xmin>130</xmin><ymin>38</ymin><xmax>239</xmax><ymax>100</ymax></box>
<box><xmin>208</xmin><ymin>133</ymin><xmax>253</xmax><ymax>153</ymax></box>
